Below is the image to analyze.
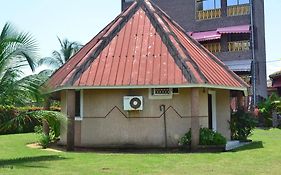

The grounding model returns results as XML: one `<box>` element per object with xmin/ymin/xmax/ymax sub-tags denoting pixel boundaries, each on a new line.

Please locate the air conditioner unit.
<box><xmin>123</xmin><ymin>96</ymin><xmax>143</xmax><ymax>111</ymax></box>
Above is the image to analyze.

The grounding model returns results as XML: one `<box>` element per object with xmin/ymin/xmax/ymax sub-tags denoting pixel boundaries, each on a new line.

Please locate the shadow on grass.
<box><xmin>231</xmin><ymin>141</ymin><xmax>264</xmax><ymax>152</ymax></box>
<box><xmin>0</xmin><ymin>155</ymin><xmax>67</xmax><ymax>168</ymax></box>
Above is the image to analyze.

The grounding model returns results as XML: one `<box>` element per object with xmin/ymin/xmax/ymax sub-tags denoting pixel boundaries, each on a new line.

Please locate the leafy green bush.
<box><xmin>258</xmin><ymin>93</ymin><xmax>281</xmax><ymax>127</ymax></box>
<box><xmin>179</xmin><ymin>128</ymin><xmax>226</xmax><ymax>146</ymax></box>
<box><xmin>179</xmin><ymin>129</ymin><xmax>191</xmax><ymax>146</ymax></box>
<box><xmin>35</xmin><ymin>125</ymin><xmax>58</xmax><ymax>149</ymax></box>
<box><xmin>39</xmin><ymin>133</ymin><xmax>51</xmax><ymax>149</ymax></box>
<box><xmin>230</xmin><ymin>108</ymin><xmax>257</xmax><ymax>141</ymax></box>
<box><xmin>199</xmin><ymin>128</ymin><xmax>226</xmax><ymax>145</ymax></box>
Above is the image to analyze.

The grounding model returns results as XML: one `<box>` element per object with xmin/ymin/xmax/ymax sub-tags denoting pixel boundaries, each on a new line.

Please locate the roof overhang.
<box><xmin>46</xmin><ymin>84</ymin><xmax>248</xmax><ymax>96</ymax></box>
<box><xmin>217</xmin><ymin>25</ymin><xmax>251</xmax><ymax>34</ymax></box>
<box><xmin>190</xmin><ymin>31</ymin><xmax>221</xmax><ymax>42</ymax></box>
<box><xmin>224</xmin><ymin>59</ymin><xmax>252</xmax><ymax>72</ymax></box>
<box><xmin>189</xmin><ymin>25</ymin><xmax>251</xmax><ymax>42</ymax></box>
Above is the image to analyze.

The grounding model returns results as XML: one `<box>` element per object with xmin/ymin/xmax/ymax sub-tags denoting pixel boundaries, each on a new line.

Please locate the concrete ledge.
<box><xmin>225</xmin><ymin>140</ymin><xmax>252</xmax><ymax>151</ymax></box>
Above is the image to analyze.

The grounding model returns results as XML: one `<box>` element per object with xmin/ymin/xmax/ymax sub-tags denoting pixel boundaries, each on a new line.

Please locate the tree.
<box><xmin>0</xmin><ymin>22</ymin><xmax>39</xmax><ymax>106</ymax></box>
<box><xmin>38</xmin><ymin>37</ymin><xmax>82</xmax><ymax>70</ymax></box>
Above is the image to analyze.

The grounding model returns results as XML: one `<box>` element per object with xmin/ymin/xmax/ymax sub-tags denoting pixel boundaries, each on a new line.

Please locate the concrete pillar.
<box><xmin>191</xmin><ymin>88</ymin><xmax>200</xmax><ymax>150</ymax></box>
<box><xmin>66</xmin><ymin>90</ymin><xmax>75</xmax><ymax>151</ymax></box>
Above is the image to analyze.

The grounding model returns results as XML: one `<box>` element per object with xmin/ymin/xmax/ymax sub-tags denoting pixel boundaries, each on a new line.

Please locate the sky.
<box><xmin>1</xmin><ymin>0</ymin><xmax>280</xmax><ymax>78</ymax></box>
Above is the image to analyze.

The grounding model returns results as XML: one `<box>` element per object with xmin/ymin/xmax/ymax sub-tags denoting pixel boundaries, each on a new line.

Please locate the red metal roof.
<box><xmin>46</xmin><ymin>0</ymin><xmax>248</xmax><ymax>92</ymax></box>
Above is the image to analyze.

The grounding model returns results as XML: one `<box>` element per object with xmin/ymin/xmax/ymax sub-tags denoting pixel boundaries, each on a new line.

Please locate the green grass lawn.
<box><xmin>0</xmin><ymin>129</ymin><xmax>281</xmax><ymax>175</ymax></box>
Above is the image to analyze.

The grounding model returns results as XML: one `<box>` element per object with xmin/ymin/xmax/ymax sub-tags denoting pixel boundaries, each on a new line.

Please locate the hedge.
<box><xmin>0</xmin><ymin>105</ymin><xmax>61</xmax><ymax>135</ymax></box>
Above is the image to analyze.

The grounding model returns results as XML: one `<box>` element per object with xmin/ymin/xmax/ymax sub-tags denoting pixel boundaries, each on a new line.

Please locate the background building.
<box><xmin>122</xmin><ymin>0</ymin><xmax>267</xmax><ymax>104</ymax></box>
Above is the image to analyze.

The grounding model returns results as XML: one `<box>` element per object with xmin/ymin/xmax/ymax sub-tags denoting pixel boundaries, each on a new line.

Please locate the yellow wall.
<box><xmin>59</xmin><ymin>88</ymin><xmax>231</xmax><ymax>147</ymax></box>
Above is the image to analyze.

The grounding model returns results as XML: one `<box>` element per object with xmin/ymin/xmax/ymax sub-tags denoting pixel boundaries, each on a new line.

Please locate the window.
<box><xmin>75</xmin><ymin>90</ymin><xmax>83</xmax><ymax>121</ymax></box>
<box><xmin>75</xmin><ymin>90</ymin><xmax>81</xmax><ymax>117</ymax></box>
<box><xmin>196</xmin><ymin>0</ymin><xmax>222</xmax><ymax>20</ymax></box>
<box><xmin>149</xmin><ymin>88</ymin><xmax>179</xmax><ymax>99</ymax></box>
<box><xmin>203</xmin><ymin>0</ymin><xmax>221</xmax><ymax>10</ymax></box>
<box><xmin>152</xmin><ymin>88</ymin><xmax>172</xmax><ymax>96</ymax></box>
<box><xmin>227</xmin><ymin>0</ymin><xmax>250</xmax><ymax>16</ymax></box>
<box><xmin>227</xmin><ymin>0</ymin><xmax>250</xmax><ymax>6</ymax></box>
<box><xmin>197</xmin><ymin>0</ymin><xmax>221</xmax><ymax>11</ymax></box>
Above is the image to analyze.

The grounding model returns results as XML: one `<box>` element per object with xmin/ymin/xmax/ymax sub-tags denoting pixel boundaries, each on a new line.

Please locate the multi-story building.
<box><xmin>122</xmin><ymin>0</ymin><xmax>267</xmax><ymax>104</ymax></box>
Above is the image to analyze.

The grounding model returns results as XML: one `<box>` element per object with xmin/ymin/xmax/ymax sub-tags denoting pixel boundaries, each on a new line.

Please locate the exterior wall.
<box><xmin>60</xmin><ymin>88</ymin><xmax>231</xmax><ymax>148</ymax></box>
<box><xmin>121</xmin><ymin>0</ymin><xmax>267</xmax><ymax>98</ymax></box>
<box><xmin>59</xmin><ymin>90</ymin><xmax>82</xmax><ymax>146</ymax></box>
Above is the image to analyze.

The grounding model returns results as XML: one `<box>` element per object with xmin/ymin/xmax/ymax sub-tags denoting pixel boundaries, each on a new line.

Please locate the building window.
<box><xmin>196</xmin><ymin>0</ymin><xmax>221</xmax><ymax>20</ymax></box>
<box><xmin>75</xmin><ymin>90</ymin><xmax>83</xmax><ymax>121</ymax></box>
<box><xmin>152</xmin><ymin>88</ymin><xmax>172</xmax><ymax>96</ymax></box>
<box><xmin>75</xmin><ymin>90</ymin><xmax>81</xmax><ymax>117</ymax></box>
<box><xmin>227</xmin><ymin>0</ymin><xmax>250</xmax><ymax>16</ymax></box>
<box><xmin>227</xmin><ymin>0</ymin><xmax>250</xmax><ymax>6</ymax></box>
<box><xmin>149</xmin><ymin>88</ymin><xmax>179</xmax><ymax>99</ymax></box>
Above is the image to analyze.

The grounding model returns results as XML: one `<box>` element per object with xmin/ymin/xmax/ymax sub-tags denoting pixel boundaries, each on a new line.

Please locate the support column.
<box><xmin>191</xmin><ymin>88</ymin><xmax>200</xmax><ymax>150</ymax></box>
<box><xmin>66</xmin><ymin>90</ymin><xmax>75</xmax><ymax>151</ymax></box>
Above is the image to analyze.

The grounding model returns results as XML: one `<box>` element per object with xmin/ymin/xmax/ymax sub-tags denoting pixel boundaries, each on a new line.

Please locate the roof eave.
<box><xmin>46</xmin><ymin>84</ymin><xmax>248</xmax><ymax>96</ymax></box>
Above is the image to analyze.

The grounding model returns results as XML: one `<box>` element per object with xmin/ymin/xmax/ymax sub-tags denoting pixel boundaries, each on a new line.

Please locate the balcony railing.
<box><xmin>197</xmin><ymin>9</ymin><xmax>221</xmax><ymax>20</ymax></box>
<box><xmin>227</xmin><ymin>4</ymin><xmax>250</xmax><ymax>16</ymax></box>
<box><xmin>203</xmin><ymin>43</ymin><xmax>221</xmax><ymax>53</ymax></box>
<box><xmin>228</xmin><ymin>40</ymin><xmax>250</xmax><ymax>52</ymax></box>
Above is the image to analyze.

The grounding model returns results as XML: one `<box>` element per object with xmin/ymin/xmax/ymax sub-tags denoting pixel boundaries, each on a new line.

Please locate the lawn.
<box><xmin>0</xmin><ymin>129</ymin><xmax>281</xmax><ymax>175</ymax></box>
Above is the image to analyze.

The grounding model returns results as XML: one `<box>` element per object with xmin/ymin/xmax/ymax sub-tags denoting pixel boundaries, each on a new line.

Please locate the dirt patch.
<box><xmin>27</xmin><ymin>143</ymin><xmax>64</xmax><ymax>153</ymax></box>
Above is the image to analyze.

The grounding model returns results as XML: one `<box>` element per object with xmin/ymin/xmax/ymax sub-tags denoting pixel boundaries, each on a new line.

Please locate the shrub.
<box><xmin>199</xmin><ymin>128</ymin><xmax>227</xmax><ymax>145</ymax></box>
<box><xmin>0</xmin><ymin>106</ymin><xmax>40</xmax><ymax>135</ymax></box>
<box><xmin>38</xmin><ymin>133</ymin><xmax>51</xmax><ymax>149</ymax></box>
<box><xmin>179</xmin><ymin>129</ymin><xmax>191</xmax><ymax>146</ymax></box>
<box><xmin>179</xmin><ymin>128</ymin><xmax>226</xmax><ymax>146</ymax></box>
<box><xmin>230</xmin><ymin>108</ymin><xmax>257</xmax><ymax>141</ymax></box>
<box><xmin>0</xmin><ymin>105</ymin><xmax>61</xmax><ymax>135</ymax></box>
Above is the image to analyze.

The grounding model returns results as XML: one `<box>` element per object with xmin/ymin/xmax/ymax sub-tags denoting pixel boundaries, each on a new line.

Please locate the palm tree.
<box><xmin>0</xmin><ymin>22</ymin><xmax>39</xmax><ymax>106</ymax></box>
<box><xmin>38</xmin><ymin>37</ymin><xmax>82</xmax><ymax>69</ymax></box>
<box><xmin>0</xmin><ymin>23</ymin><xmax>67</xmax><ymax>146</ymax></box>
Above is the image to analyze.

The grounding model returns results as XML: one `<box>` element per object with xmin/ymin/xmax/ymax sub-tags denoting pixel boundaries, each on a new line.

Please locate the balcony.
<box><xmin>227</xmin><ymin>4</ymin><xmax>250</xmax><ymax>16</ymax></box>
<box><xmin>228</xmin><ymin>40</ymin><xmax>250</xmax><ymax>52</ymax></box>
<box><xmin>197</xmin><ymin>9</ymin><xmax>221</xmax><ymax>20</ymax></box>
<box><xmin>203</xmin><ymin>42</ymin><xmax>221</xmax><ymax>53</ymax></box>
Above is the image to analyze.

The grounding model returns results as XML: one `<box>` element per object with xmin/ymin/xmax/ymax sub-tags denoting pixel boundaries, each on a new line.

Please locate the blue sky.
<box><xmin>1</xmin><ymin>0</ymin><xmax>280</xmax><ymax>78</ymax></box>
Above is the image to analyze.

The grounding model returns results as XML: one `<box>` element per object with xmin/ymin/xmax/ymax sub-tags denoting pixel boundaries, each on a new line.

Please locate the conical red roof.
<box><xmin>46</xmin><ymin>0</ymin><xmax>248</xmax><ymax>92</ymax></box>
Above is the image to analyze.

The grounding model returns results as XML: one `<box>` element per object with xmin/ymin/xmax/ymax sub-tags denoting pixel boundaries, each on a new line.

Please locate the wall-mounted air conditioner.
<box><xmin>123</xmin><ymin>96</ymin><xmax>143</xmax><ymax>111</ymax></box>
